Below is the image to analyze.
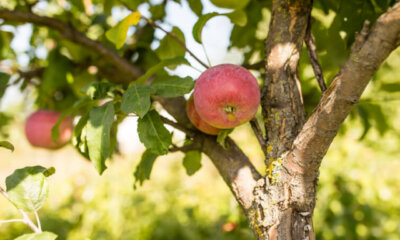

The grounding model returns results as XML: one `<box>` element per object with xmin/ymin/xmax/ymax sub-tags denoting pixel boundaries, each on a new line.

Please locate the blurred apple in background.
<box><xmin>25</xmin><ymin>110</ymin><xmax>73</xmax><ymax>149</ymax></box>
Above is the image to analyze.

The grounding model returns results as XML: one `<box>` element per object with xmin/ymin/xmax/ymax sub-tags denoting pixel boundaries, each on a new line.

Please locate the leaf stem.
<box><xmin>201</xmin><ymin>43</ymin><xmax>212</xmax><ymax>67</ymax></box>
<box><xmin>0</xmin><ymin>186</ymin><xmax>41</xmax><ymax>233</ymax></box>
<box><xmin>34</xmin><ymin>211</ymin><xmax>42</xmax><ymax>232</ymax></box>
<box><xmin>0</xmin><ymin>219</ymin><xmax>25</xmax><ymax>224</ymax></box>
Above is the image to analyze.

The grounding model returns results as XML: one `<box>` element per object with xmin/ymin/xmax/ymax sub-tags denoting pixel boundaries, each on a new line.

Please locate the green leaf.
<box><xmin>106</xmin><ymin>11</ymin><xmax>141</xmax><ymax>49</ymax></box>
<box><xmin>52</xmin><ymin>96</ymin><xmax>90</xmax><ymax>143</ymax></box>
<box><xmin>0</xmin><ymin>140</ymin><xmax>14</xmax><ymax>151</ymax></box>
<box><xmin>356</xmin><ymin>105</ymin><xmax>371</xmax><ymax>140</ymax></box>
<box><xmin>43</xmin><ymin>167</ymin><xmax>56</xmax><ymax>177</ymax></box>
<box><xmin>0</xmin><ymin>72</ymin><xmax>10</xmax><ymax>99</ymax></box>
<box><xmin>40</xmin><ymin>51</ymin><xmax>71</xmax><ymax>95</ymax></box>
<box><xmin>225</xmin><ymin>10</ymin><xmax>247</xmax><ymax>26</ymax></box>
<box><xmin>186</xmin><ymin>0</ymin><xmax>203</xmax><ymax>16</ymax></box>
<box><xmin>120</xmin><ymin>0</ymin><xmax>146</xmax><ymax>10</ymax></box>
<box><xmin>121</xmin><ymin>84</ymin><xmax>154</xmax><ymax>118</ymax></box>
<box><xmin>217</xmin><ymin>129</ymin><xmax>233</xmax><ymax>149</ymax></box>
<box><xmin>14</xmin><ymin>232</ymin><xmax>58</xmax><ymax>240</ymax></box>
<box><xmin>86</xmin><ymin>102</ymin><xmax>115</xmax><ymax>174</ymax></box>
<box><xmin>192</xmin><ymin>12</ymin><xmax>219</xmax><ymax>44</ymax></box>
<box><xmin>183</xmin><ymin>150</ymin><xmax>202</xmax><ymax>176</ymax></box>
<box><xmin>137</xmin><ymin>110</ymin><xmax>172</xmax><ymax>155</ymax></box>
<box><xmin>5</xmin><ymin>166</ymin><xmax>49</xmax><ymax>212</ymax></box>
<box><xmin>149</xmin><ymin>4</ymin><xmax>166</xmax><ymax>20</ymax></box>
<box><xmin>155</xmin><ymin>27</ymin><xmax>186</xmax><ymax>60</ymax></box>
<box><xmin>84</xmin><ymin>82</ymin><xmax>115</xmax><ymax>100</ymax></box>
<box><xmin>135</xmin><ymin>57</ymin><xmax>190</xmax><ymax>84</ymax></box>
<box><xmin>133</xmin><ymin>149</ymin><xmax>158</xmax><ymax>188</ymax></box>
<box><xmin>380</xmin><ymin>83</ymin><xmax>400</xmax><ymax>92</ymax></box>
<box><xmin>72</xmin><ymin>114</ymin><xmax>90</xmax><ymax>159</ymax></box>
<box><xmin>364</xmin><ymin>103</ymin><xmax>389</xmax><ymax>136</ymax></box>
<box><xmin>152</xmin><ymin>76</ymin><xmax>194</xmax><ymax>98</ymax></box>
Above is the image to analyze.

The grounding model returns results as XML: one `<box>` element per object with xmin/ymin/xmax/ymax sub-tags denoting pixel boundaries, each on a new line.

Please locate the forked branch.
<box><xmin>286</xmin><ymin>3</ymin><xmax>400</xmax><ymax>177</ymax></box>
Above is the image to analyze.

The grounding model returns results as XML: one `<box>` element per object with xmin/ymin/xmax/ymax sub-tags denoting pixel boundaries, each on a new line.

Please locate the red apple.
<box><xmin>186</xmin><ymin>94</ymin><xmax>221</xmax><ymax>135</ymax></box>
<box><xmin>194</xmin><ymin>64</ymin><xmax>260</xmax><ymax>129</ymax></box>
<box><xmin>25</xmin><ymin>110</ymin><xmax>74</xmax><ymax>149</ymax></box>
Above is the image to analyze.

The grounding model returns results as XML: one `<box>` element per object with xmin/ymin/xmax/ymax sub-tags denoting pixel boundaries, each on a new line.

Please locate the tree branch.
<box><xmin>0</xmin><ymin>9</ymin><xmax>143</xmax><ymax>82</ymax></box>
<box><xmin>261</xmin><ymin>0</ymin><xmax>311</xmax><ymax>162</ymax></box>
<box><xmin>286</xmin><ymin>3</ymin><xmax>400</xmax><ymax>177</ymax></box>
<box><xmin>305</xmin><ymin>17</ymin><xmax>327</xmax><ymax>92</ymax></box>
<box><xmin>159</xmin><ymin>115</ymin><xmax>196</xmax><ymax>137</ymax></box>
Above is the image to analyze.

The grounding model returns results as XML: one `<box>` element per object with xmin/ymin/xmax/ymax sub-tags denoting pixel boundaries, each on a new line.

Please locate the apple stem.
<box><xmin>224</xmin><ymin>106</ymin><xmax>236</xmax><ymax>114</ymax></box>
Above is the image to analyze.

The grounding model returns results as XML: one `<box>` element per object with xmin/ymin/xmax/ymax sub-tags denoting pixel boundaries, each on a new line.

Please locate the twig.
<box><xmin>117</xmin><ymin>0</ymin><xmax>209</xmax><ymax>69</ymax></box>
<box><xmin>201</xmin><ymin>43</ymin><xmax>212</xmax><ymax>67</ymax></box>
<box><xmin>305</xmin><ymin>17</ymin><xmax>327</xmax><ymax>92</ymax></box>
<box><xmin>0</xmin><ymin>186</ymin><xmax>41</xmax><ymax>233</ymax></box>
<box><xmin>250</xmin><ymin>118</ymin><xmax>268</xmax><ymax>156</ymax></box>
<box><xmin>23</xmin><ymin>0</ymin><xmax>38</xmax><ymax>12</ymax></box>
<box><xmin>159</xmin><ymin>115</ymin><xmax>196</xmax><ymax>137</ymax></box>
<box><xmin>0</xmin><ymin>9</ymin><xmax>143</xmax><ymax>81</ymax></box>
<box><xmin>243</xmin><ymin>61</ymin><xmax>265</xmax><ymax>70</ymax></box>
<box><xmin>169</xmin><ymin>143</ymin><xmax>200</xmax><ymax>152</ymax></box>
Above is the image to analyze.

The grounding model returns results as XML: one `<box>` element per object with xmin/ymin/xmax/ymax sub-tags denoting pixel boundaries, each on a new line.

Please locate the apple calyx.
<box><xmin>224</xmin><ymin>105</ymin><xmax>236</xmax><ymax>121</ymax></box>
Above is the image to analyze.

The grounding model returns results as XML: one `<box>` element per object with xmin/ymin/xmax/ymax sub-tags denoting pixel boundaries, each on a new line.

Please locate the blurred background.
<box><xmin>1</xmin><ymin>0</ymin><xmax>400</xmax><ymax>239</ymax></box>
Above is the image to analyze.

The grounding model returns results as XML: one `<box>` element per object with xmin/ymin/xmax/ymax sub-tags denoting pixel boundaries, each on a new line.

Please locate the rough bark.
<box><xmin>262</xmin><ymin>0</ymin><xmax>310</xmax><ymax>161</ymax></box>
<box><xmin>257</xmin><ymin>0</ymin><xmax>314</xmax><ymax>239</ymax></box>
<box><xmin>286</xmin><ymin>3</ymin><xmax>400</xmax><ymax>178</ymax></box>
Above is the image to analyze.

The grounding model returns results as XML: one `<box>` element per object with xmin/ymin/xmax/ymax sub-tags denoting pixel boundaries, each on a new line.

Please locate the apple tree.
<box><xmin>1</xmin><ymin>0</ymin><xmax>400</xmax><ymax>239</ymax></box>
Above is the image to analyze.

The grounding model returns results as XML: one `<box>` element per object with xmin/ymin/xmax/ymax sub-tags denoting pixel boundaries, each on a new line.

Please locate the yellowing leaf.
<box><xmin>126</xmin><ymin>11</ymin><xmax>141</xmax><ymax>25</ymax></box>
<box><xmin>106</xmin><ymin>11</ymin><xmax>142</xmax><ymax>49</ymax></box>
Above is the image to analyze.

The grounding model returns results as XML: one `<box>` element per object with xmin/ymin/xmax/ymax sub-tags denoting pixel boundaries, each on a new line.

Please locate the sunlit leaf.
<box><xmin>6</xmin><ymin>166</ymin><xmax>49</xmax><ymax>212</ymax></box>
<box><xmin>14</xmin><ymin>232</ymin><xmax>58</xmax><ymax>240</ymax></box>
<box><xmin>106</xmin><ymin>11</ymin><xmax>141</xmax><ymax>49</ymax></box>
